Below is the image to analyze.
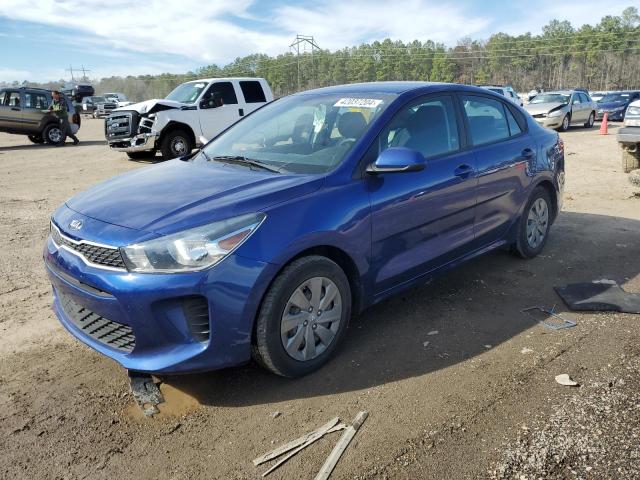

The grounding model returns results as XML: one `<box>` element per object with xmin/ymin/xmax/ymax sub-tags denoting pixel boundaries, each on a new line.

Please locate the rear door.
<box><xmin>198</xmin><ymin>81</ymin><xmax>242</xmax><ymax>140</ymax></box>
<box><xmin>460</xmin><ymin>94</ymin><xmax>535</xmax><ymax>247</ymax></box>
<box><xmin>368</xmin><ymin>94</ymin><xmax>478</xmax><ymax>294</ymax></box>
<box><xmin>22</xmin><ymin>90</ymin><xmax>49</xmax><ymax>133</ymax></box>
<box><xmin>0</xmin><ymin>90</ymin><xmax>23</xmax><ymax>131</ymax></box>
<box><xmin>238</xmin><ymin>80</ymin><xmax>268</xmax><ymax>116</ymax></box>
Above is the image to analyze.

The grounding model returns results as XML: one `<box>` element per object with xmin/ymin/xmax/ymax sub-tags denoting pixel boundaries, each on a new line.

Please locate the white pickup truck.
<box><xmin>105</xmin><ymin>77</ymin><xmax>274</xmax><ymax>160</ymax></box>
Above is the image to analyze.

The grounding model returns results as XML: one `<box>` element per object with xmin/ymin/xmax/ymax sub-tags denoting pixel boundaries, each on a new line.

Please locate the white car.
<box><xmin>480</xmin><ymin>85</ymin><xmax>523</xmax><ymax>106</ymax></box>
<box><xmin>105</xmin><ymin>78</ymin><xmax>274</xmax><ymax>159</ymax></box>
<box><xmin>103</xmin><ymin>92</ymin><xmax>134</xmax><ymax>108</ymax></box>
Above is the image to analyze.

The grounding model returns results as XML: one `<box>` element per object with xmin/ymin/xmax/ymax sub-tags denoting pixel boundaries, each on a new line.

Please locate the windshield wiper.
<box><xmin>209</xmin><ymin>155</ymin><xmax>281</xmax><ymax>173</ymax></box>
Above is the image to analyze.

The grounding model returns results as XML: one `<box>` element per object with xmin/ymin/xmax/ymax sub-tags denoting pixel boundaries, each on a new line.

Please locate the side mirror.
<box><xmin>366</xmin><ymin>147</ymin><xmax>425</xmax><ymax>174</ymax></box>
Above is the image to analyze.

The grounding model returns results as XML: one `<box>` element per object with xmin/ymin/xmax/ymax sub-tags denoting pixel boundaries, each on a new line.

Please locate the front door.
<box><xmin>570</xmin><ymin>93</ymin><xmax>586</xmax><ymax>123</ymax></box>
<box><xmin>0</xmin><ymin>90</ymin><xmax>23</xmax><ymax>131</ymax></box>
<box><xmin>198</xmin><ymin>81</ymin><xmax>243</xmax><ymax>141</ymax></box>
<box><xmin>367</xmin><ymin>94</ymin><xmax>478</xmax><ymax>295</ymax></box>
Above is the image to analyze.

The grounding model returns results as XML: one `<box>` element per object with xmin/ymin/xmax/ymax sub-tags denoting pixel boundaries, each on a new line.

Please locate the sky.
<box><xmin>0</xmin><ymin>0</ymin><xmax>635</xmax><ymax>83</ymax></box>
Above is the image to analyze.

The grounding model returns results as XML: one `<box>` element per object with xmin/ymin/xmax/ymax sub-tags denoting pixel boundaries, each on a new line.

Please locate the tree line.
<box><xmin>4</xmin><ymin>7</ymin><xmax>639</xmax><ymax>101</ymax></box>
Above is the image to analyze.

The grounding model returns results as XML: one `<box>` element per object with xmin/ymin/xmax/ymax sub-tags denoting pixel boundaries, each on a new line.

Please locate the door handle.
<box><xmin>454</xmin><ymin>164</ymin><xmax>473</xmax><ymax>178</ymax></box>
<box><xmin>11</xmin><ymin>107</ymin><xmax>20</xmax><ymax>111</ymax></box>
<box><xmin>238</xmin><ymin>108</ymin><xmax>244</xmax><ymax>116</ymax></box>
<box><xmin>521</xmin><ymin>148</ymin><xmax>535</xmax><ymax>159</ymax></box>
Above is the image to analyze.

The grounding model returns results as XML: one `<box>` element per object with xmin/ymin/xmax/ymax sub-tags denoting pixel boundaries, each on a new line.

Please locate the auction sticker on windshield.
<box><xmin>334</xmin><ymin>98</ymin><xmax>383</xmax><ymax>108</ymax></box>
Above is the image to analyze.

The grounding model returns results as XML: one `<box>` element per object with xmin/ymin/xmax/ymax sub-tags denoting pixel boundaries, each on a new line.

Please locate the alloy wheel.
<box><xmin>526</xmin><ymin>197</ymin><xmax>549</xmax><ymax>249</ymax></box>
<box><xmin>171</xmin><ymin>136</ymin><xmax>187</xmax><ymax>156</ymax></box>
<box><xmin>48</xmin><ymin>127</ymin><xmax>63</xmax><ymax>144</ymax></box>
<box><xmin>280</xmin><ymin>276</ymin><xmax>342</xmax><ymax>362</ymax></box>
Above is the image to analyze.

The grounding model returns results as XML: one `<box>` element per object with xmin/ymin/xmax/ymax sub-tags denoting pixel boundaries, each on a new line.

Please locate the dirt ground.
<box><xmin>1</xmin><ymin>118</ymin><xmax>639</xmax><ymax>480</ymax></box>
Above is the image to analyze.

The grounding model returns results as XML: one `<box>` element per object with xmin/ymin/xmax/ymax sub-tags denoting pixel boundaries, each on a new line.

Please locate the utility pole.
<box><xmin>290</xmin><ymin>35</ymin><xmax>320</xmax><ymax>91</ymax></box>
<box><xmin>65</xmin><ymin>66</ymin><xmax>92</xmax><ymax>83</ymax></box>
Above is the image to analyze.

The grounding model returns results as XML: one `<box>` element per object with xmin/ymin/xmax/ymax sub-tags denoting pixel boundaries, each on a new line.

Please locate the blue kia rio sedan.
<box><xmin>44</xmin><ymin>82</ymin><xmax>564</xmax><ymax>377</ymax></box>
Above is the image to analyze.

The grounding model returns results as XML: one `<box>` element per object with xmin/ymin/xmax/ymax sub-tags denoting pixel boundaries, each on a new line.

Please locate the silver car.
<box><xmin>525</xmin><ymin>90</ymin><xmax>596</xmax><ymax>131</ymax></box>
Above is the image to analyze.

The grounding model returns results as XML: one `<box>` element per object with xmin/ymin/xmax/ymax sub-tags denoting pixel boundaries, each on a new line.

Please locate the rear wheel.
<box><xmin>160</xmin><ymin>129</ymin><xmax>193</xmax><ymax>160</ymax></box>
<box><xmin>43</xmin><ymin>123</ymin><xmax>64</xmax><ymax>145</ymax></box>
<box><xmin>252</xmin><ymin>256</ymin><xmax>351</xmax><ymax>377</ymax></box>
<box><xmin>621</xmin><ymin>147</ymin><xmax>640</xmax><ymax>173</ymax></box>
<box><xmin>513</xmin><ymin>187</ymin><xmax>553</xmax><ymax>259</ymax></box>
<box><xmin>584</xmin><ymin>111</ymin><xmax>595</xmax><ymax>128</ymax></box>
<box><xmin>28</xmin><ymin>134</ymin><xmax>44</xmax><ymax>144</ymax></box>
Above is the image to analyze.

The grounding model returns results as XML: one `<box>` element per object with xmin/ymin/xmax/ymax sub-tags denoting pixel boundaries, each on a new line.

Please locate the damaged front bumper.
<box><xmin>108</xmin><ymin>132</ymin><xmax>159</xmax><ymax>152</ymax></box>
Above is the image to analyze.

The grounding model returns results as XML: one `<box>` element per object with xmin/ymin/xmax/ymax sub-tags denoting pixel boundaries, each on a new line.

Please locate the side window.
<box><xmin>381</xmin><ymin>95</ymin><xmax>460</xmax><ymax>159</ymax></box>
<box><xmin>504</xmin><ymin>107</ymin><xmax>522</xmax><ymax>136</ymax></box>
<box><xmin>239</xmin><ymin>81</ymin><xmax>267</xmax><ymax>103</ymax></box>
<box><xmin>462</xmin><ymin>95</ymin><xmax>510</xmax><ymax>145</ymax></box>
<box><xmin>572</xmin><ymin>94</ymin><xmax>581</xmax><ymax>104</ymax></box>
<box><xmin>5</xmin><ymin>91</ymin><xmax>20</xmax><ymax>107</ymax></box>
<box><xmin>579</xmin><ymin>93</ymin><xmax>590</xmax><ymax>103</ymax></box>
<box><xmin>204</xmin><ymin>82</ymin><xmax>238</xmax><ymax>105</ymax></box>
<box><xmin>24</xmin><ymin>92</ymin><xmax>49</xmax><ymax>109</ymax></box>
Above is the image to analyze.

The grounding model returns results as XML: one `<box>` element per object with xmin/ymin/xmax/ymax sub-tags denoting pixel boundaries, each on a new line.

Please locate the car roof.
<box><xmin>295</xmin><ymin>81</ymin><xmax>494</xmax><ymax>96</ymax></box>
<box><xmin>184</xmin><ymin>77</ymin><xmax>264</xmax><ymax>83</ymax></box>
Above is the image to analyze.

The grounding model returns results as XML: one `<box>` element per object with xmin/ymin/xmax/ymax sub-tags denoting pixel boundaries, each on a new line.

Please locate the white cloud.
<box><xmin>0</xmin><ymin>68</ymin><xmax>34</xmax><ymax>80</ymax></box>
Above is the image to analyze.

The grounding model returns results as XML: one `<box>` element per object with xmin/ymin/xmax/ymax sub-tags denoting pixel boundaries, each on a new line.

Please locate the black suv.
<box><xmin>0</xmin><ymin>87</ymin><xmax>81</xmax><ymax>145</ymax></box>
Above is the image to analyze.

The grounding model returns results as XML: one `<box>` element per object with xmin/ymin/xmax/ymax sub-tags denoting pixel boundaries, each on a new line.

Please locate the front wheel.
<box><xmin>513</xmin><ymin>187</ymin><xmax>553</xmax><ymax>259</ymax></box>
<box><xmin>584</xmin><ymin>111</ymin><xmax>595</xmax><ymax>128</ymax></box>
<box><xmin>28</xmin><ymin>134</ymin><xmax>44</xmax><ymax>144</ymax></box>
<box><xmin>160</xmin><ymin>129</ymin><xmax>193</xmax><ymax>160</ymax></box>
<box><xmin>621</xmin><ymin>147</ymin><xmax>640</xmax><ymax>173</ymax></box>
<box><xmin>252</xmin><ymin>256</ymin><xmax>351</xmax><ymax>377</ymax></box>
<box><xmin>558</xmin><ymin>114</ymin><xmax>570</xmax><ymax>132</ymax></box>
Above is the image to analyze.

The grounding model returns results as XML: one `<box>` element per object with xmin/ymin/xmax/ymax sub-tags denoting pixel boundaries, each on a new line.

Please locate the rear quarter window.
<box><xmin>240</xmin><ymin>81</ymin><xmax>267</xmax><ymax>103</ymax></box>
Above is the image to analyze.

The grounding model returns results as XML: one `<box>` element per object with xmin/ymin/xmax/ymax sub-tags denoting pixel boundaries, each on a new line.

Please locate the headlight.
<box><xmin>547</xmin><ymin>109</ymin><xmax>563</xmax><ymax>118</ymax></box>
<box><xmin>120</xmin><ymin>213</ymin><xmax>265</xmax><ymax>273</ymax></box>
<box><xmin>612</xmin><ymin>106</ymin><xmax>625</xmax><ymax>112</ymax></box>
<box><xmin>626</xmin><ymin>106</ymin><xmax>640</xmax><ymax>116</ymax></box>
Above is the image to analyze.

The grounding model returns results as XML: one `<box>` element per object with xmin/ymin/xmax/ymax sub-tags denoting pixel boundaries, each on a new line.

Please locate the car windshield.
<box><xmin>599</xmin><ymin>93</ymin><xmax>629</xmax><ymax>103</ymax></box>
<box><xmin>165</xmin><ymin>82</ymin><xmax>207</xmax><ymax>103</ymax></box>
<box><xmin>200</xmin><ymin>93</ymin><xmax>396</xmax><ymax>174</ymax></box>
<box><xmin>529</xmin><ymin>93</ymin><xmax>570</xmax><ymax>105</ymax></box>
<box><xmin>91</xmin><ymin>96</ymin><xmax>106</xmax><ymax>102</ymax></box>
<box><xmin>488</xmin><ymin>88</ymin><xmax>504</xmax><ymax>95</ymax></box>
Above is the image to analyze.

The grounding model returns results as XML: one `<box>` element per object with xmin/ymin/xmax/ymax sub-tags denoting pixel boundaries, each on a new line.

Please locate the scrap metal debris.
<box><xmin>554</xmin><ymin>282</ymin><xmax>640</xmax><ymax>314</ymax></box>
<box><xmin>254</xmin><ymin>412</ymin><xmax>367</xmax><ymax>478</ymax></box>
<box><xmin>128</xmin><ymin>371</ymin><xmax>164</xmax><ymax>417</ymax></box>
<box><xmin>521</xmin><ymin>306</ymin><xmax>577</xmax><ymax>330</ymax></box>
<box><xmin>555</xmin><ymin>374</ymin><xmax>580</xmax><ymax>387</ymax></box>
<box><xmin>315</xmin><ymin>411</ymin><xmax>369</xmax><ymax>480</ymax></box>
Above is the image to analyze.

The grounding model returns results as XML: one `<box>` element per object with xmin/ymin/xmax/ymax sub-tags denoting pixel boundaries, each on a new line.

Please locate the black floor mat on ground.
<box><xmin>554</xmin><ymin>283</ymin><xmax>640</xmax><ymax>314</ymax></box>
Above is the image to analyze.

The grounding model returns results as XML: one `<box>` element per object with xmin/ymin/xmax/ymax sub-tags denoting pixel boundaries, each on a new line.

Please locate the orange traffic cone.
<box><xmin>599</xmin><ymin>113</ymin><xmax>608</xmax><ymax>135</ymax></box>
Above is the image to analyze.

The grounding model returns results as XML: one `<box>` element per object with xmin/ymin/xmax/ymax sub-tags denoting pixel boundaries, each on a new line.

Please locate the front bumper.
<box><xmin>616</xmin><ymin>127</ymin><xmax>640</xmax><ymax>145</ymax></box>
<box><xmin>533</xmin><ymin>115</ymin><xmax>563</xmax><ymax>129</ymax></box>
<box><xmin>596</xmin><ymin>110</ymin><xmax>625</xmax><ymax>121</ymax></box>
<box><xmin>108</xmin><ymin>133</ymin><xmax>159</xmax><ymax>153</ymax></box>
<box><xmin>43</xmin><ymin>216</ymin><xmax>277</xmax><ymax>374</ymax></box>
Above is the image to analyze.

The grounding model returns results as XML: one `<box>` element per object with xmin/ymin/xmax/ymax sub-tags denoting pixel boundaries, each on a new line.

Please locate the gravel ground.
<box><xmin>0</xmin><ymin>119</ymin><xmax>639</xmax><ymax>479</ymax></box>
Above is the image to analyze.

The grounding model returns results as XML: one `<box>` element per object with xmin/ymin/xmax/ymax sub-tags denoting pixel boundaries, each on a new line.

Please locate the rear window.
<box><xmin>462</xmin><ymin>95</ymin><xmax>511</xmax><ymax>145</ymax></box>
<box><xmin>240</xmin><ymin>81</ymin><xmax>266</xmax><ymax>103</ymax></box>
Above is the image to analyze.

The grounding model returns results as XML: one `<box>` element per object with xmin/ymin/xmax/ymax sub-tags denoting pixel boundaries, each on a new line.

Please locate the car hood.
<box><xmin>66</xmin><ymin>159</ymin><xmax>324</xmax><ymax>235</ymax></box>
<box><xmin>113</xmin><ymin>98</ymin><xmax>187</xmax><ymax>115</ymax></box>
<box><xmin>525</xmin><ymin>102</ymin><xmax>566</xmax><ymax>115</ymax></box>
<box><xmin>597</xmin><ymin>101</ymin><xmax>627</xmax><ymax>110</ymax></box>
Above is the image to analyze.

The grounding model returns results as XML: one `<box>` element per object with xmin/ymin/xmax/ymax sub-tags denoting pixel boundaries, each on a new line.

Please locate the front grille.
<box><xmin>532</xmin><ymin>113</ymin><xmax>546</xmax><ymax>118</ymax></box>
<box><xmin>105</xmin><ymin>111</ymin><xmax>134</xmax><ymax>139</ymax></box>
<box><xmin>60</xmin><ymin>293</ymin><xmax>135</xmax><ymax>353</ymax></box>
<box><xmin>51</xmin><ymin>223</ymin><xmax>126</xmax><ymax>270</ymax></box>
<box><xmin>183</xmin><ymin>297</ymin><xmax>210</xmax><ymax>343</ymax></box>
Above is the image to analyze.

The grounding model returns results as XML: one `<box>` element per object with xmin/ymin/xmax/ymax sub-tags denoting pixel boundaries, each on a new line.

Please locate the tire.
<box><xmin>160</xmin><ymin>129</ymin><xmax>193</xmax><ymax>160</ymax></box>
<box><xmin>126</xmin><ymin>150</ymin><xmax>157</xmax><ymax>160</ymax></box>
<box><xmin>558</xmin><ymin>114</ymin><xmax>570</xmax><ymax>132</ymax></box>
<box><xmin>28</xmin><ymin>135</ymin><xmax>44</xmax><ymax>144</ymax></box>
<box><xmin>43</xmin><ymin>123</ymin><xmax>64</xmax><ymax>145</ymax></box>
<box><xmin>621</xmin><ymin>147</ymin><xmax>640</xmax><ymax>173</ymax></box>
<box><xmin>513</xmin><ymin>186</ymin><xmax>553</xmax><ymax>259</ymax></box>
<box><xmin>629</xmin><ymin>169</ymin><xmax>640</xmax><ymax>187</ymax></box>
<box><xmin>584</xmin><ymin>111</ymin><xmax>595</xmax><ymax>128</ymax></box>
<box><xmin>252</xmin><ymin>256</ymin><xmax>352</xmax><ymax>378</ymax></box>
<box><xmin>92</xmin><ymin>111</ymin><xmax>97</xmax><ymax>119</ymax></box>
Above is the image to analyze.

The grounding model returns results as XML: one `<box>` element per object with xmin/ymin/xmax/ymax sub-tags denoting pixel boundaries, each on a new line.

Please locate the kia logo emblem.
<box><xmin>69</xmin><ymin>219</ymin><xmax>83</xmax><ymax>230</ymax></box>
